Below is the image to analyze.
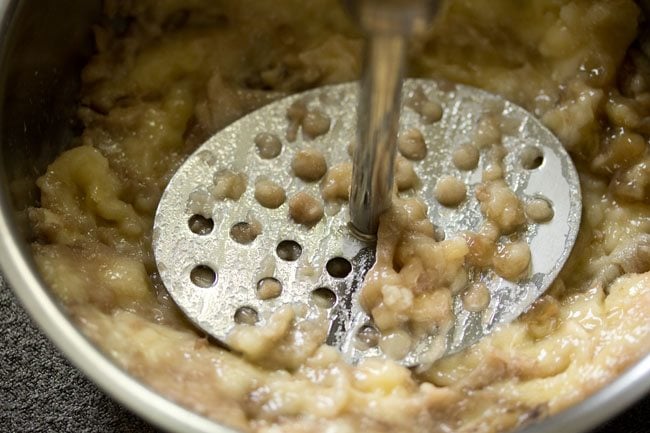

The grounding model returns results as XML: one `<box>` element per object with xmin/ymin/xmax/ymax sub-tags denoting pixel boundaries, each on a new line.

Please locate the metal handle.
<box><xmin>346</xmin><ymin>0</ymin><xmax>440</xmax><ymax>238</ymax></box>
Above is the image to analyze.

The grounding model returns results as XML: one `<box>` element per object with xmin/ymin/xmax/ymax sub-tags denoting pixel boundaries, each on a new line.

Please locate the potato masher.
<box><xmin>153</xmin><ymin>0</ymin><xmax>581</xmax><ymax>366</ymax></box>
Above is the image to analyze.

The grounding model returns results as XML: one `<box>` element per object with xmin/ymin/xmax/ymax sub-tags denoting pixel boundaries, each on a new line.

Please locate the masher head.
<box><xmin>153</xmin><ymin>79</ymin><xmax>581</xmax><ymax>366</ymax></box>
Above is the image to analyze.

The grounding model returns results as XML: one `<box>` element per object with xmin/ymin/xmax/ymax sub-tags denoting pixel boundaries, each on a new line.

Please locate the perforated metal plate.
<box><xmin>153</xmin><ymin>79</ymin><xmax>581</xmax><ymax>366</ymax></box>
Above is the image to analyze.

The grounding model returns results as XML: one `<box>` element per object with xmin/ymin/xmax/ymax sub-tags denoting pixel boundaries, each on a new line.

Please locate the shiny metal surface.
<box><xmin>154</xmin><ymin>79</ymin><xmax>581</xmax><ymax>366</ymax></box>
<box><xmin>349</xmin><ymin>32</ymin><xmax>406</xmax><ymax>237</ymax></box>
<box><xmin>347</xmin><ymin>0</ymin><xmax>440</xmax><ymax>236</ymax></box>
<box><xmin>0</xmin><ymin>1</ymin><xmax>649</xmax><ymax>433</ymax></box>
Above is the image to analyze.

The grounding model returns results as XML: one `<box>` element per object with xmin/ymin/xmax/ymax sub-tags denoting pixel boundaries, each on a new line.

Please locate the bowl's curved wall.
<box><xmin>0</xmin><ymin>2</ymin><xmax>648</xmax><ymax>433</ymax></box>
<box><xmin>0</xmin><ymin>1</ymin><xmax>234</xmax><ymax>432</ymax></box>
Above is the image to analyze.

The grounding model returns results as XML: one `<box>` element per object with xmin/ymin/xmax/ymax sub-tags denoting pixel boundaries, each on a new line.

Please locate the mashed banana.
<box><xmin>27</xmin><ymin>1</ymin><xmax>650</xmax><ymax>432</ymax></box>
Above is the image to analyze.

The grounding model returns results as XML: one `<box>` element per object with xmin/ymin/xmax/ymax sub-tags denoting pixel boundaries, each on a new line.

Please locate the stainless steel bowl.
<box><xmin>0</xmin><ymin>1</ymin><xmax>649</xmax><ymax>432</ymax></box>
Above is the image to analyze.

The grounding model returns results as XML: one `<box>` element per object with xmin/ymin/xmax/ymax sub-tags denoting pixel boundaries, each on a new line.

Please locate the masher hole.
<box><xmin>254</xmin><ymin>132</ymin><xmax>282</xmax><ymax>159</ymax></box>
<box><xmin>326</xmin><ymin>257</ymin><xmax>352</xmax><ymax>278</ymax></box>
<box><xmin>521</xmin><ymin>146</ymin><xmax>544</xmax><ymax>170</ymax></box>
<box><xmin>234</xmin><ymin>306</ymin><xmax>259</xmax><ymax>325</ymax></box>
<box><xmin>311</xmin><ymin>287</ymin><xmax>337</xmax><ymax>309</ymax></box>
<box><xmin>230</xmin><ymin>222</ymin><xmax>260</xmax><ymax>244</ymax></box>
<box><xmin>276</xmin><ymin>240</ymin><xmax>302</xmax><ymax>261</ymax></box>
<box><xmin>188</xmin><ymin>214</ymin><xmax>214</xmax><ymax>235</ymax></box>
<box><xmin>357</xmin><ymin>324</ymin><xmax>380</xmax><ymax>348</ymax></box>
<box><xmin>433</xmin><ymin>226</ymin><xmax>446</xmax><ymax>242</ymax></box>
<box><xmin>190</xmin><ymin>265</ymin><xmax>217</xmax><ymax>288</ymax></box>
<box><xmin>525</xmin><ymin>196</ymin><xmax>555</xmax><ymax>223</ymax></box>
<box><xmin>257</xmin><ymin>277</ymin><xmax>282</xmax><ymax>300</ymax></box>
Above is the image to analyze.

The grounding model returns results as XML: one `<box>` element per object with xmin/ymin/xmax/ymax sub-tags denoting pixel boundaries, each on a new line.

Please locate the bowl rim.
<box><xmin>0</xmin><ymin>1</ymin><xmax>649</xmax><ymax>432</ymax></box>
<box><xmin>0</xmin><ymin>0</ymin><xmax>235</xmax><ymax>431</ymax></box>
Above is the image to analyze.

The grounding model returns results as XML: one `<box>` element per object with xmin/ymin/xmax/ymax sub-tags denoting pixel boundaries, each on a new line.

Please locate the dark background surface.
<box><xmin>1</xmin><ymin>277</ymin><xmax>649</xmax><ymax>433</ymax></box>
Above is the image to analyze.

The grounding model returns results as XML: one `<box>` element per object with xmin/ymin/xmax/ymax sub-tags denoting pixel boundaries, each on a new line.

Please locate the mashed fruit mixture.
<box><xmin>28</xmin><ymin>0</ymin><xmax>650</xmax><ymax>432</ymax></box>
